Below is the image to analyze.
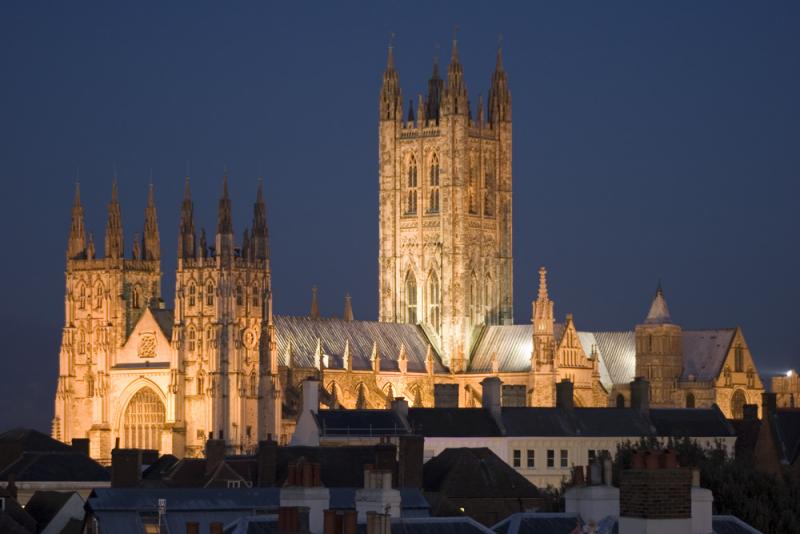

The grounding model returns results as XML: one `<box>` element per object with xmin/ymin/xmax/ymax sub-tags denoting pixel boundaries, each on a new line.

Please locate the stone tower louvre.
<box><xmin>174</xmin><ymin>177</ymin><xmax>278</xmax><ymax>457</ymax></box>
<box><xmin>55</xmin><ymin>181</ymin><xmax>162</xmax><ymax>458</ymax></box>
<box><xmin>378</xmin><ymin>40</ymin><xmax>513</xmax><ymax>368</ymax></box>
<box><xmin>635</xmin><ymin>284</ymin><xmax>683</xmax><ymax>406</ymax></box>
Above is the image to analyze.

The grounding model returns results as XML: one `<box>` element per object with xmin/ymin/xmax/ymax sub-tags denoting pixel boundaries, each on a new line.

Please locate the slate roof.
<box><xmin>0</xmin><ymin>451</ymin><xmax>110</xmax><ymax>482</ymax></box>
<box><xmin>23</xmin><ymin>490</ymin><xmax>76</xmax><ymax>532</ymax></box>
<box><xmin>407</xmin><ymin>408</ymin><xmax>502</xmax><ymax>437</ymax></box>
<box><xmin>150</xmin><ymin>308</ymin><xmax>174</xmax><ymax>340</ymax></box>
<box><xmin>423</xmin><ymin>448</ymin><xmax>539</xmax><ymax>499</ymax></box>
<box><xmin>0</xmin><ymin>428</ymin><xmax>73</xmax><ymax>452</ymax></box>
<box><xmin>492</xmin><ymin>512</ymin><xmax>586</xmax><ymax>534</ymax></box>
<box><xmin>386</xmin><ymin>517</ymin><xmax>495</xmax><ymax>534</ymax></box>
<box><xmin>681</xmin><ymin>330</ymin><xmax>736</xmax><ymax>382</ymax></box>
<box><xmin>648</xmin><ymin>407</ymin><xmax>736</xmax><ymax>438</ymax></box>
<box><xmin>273</xmin><ymin>316</ymin><xmax>446</xmax><ymax>373</ymax></box>
<box><xmin>316</xmin><ymin>409</ymin><xmax>409</xmax><ymax>436</ymax></box>
<box><xmin>711</xmin><ymin>515</ymin><xmax>763</xmax><ymax>534</ymax></box>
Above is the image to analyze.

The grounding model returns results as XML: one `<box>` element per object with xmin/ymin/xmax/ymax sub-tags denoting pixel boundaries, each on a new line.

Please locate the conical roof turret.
<box><xmin>104</xmin><ymin>179</ymin><xmax>124</xmax><ymax>259</ymax></box>
<box><xmin>251</xmin><ymin>179</ymin><xmax>269</xmax><ymax>260</ymax></box>
<box><xmin>142</xmin><ymin>183</ymin><xmax>160</xmax><ymax>261</ymax></box>
<box><xmin>488</xmin><ymin>42</ymin><xmax>511</xmax><ymax>123</ymax></box>
<box><xmin>217</xmin><ymin>174</ymin><xmax>233</xmax><ymax>235</ymax></box>
<box><xmin>379</xmin><ymin>38</ymin><xmax>402</xmax><ymax>121</ymax></box>
<box><xmin>178</xmin><ymin>177</ymin><xmax>196</xmax><ymax>259</ymax></box>
<box><xmin>67</xmin><ymin>183</ymin><xmax>87</xmax><ymax>260</ymax></box>
<box><xmin>443</xmin><ymin>36</ymin><xmax>468</xmax><ymax>115</ymax></box>
<box><xmin>644</xmin><ymin>282</ymin><xmax>672</xmax><ymax>324</ymax></box>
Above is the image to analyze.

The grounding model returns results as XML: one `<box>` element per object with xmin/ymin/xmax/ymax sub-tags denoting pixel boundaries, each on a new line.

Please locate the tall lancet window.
<box><xmin>468</xmin><ymin>156</ymin><xmax>478</xmax><ymax>214</ymax></box>
<box><xmin>78</xmin><ymin>284</ymin><xmax>86</xmax><ymax>309</ymax></box>
<box><xmin>428</xmin><ymin>154</ymin><xmax>440</xmax><ymax>213</ymax></box>
<box><xmin>405</xmin><ymin>271</ymin><xmax>418</xmax><ymax>324</ymax></box>
<box><xmin>484</xmin><ymin>159</ymin><xmax>495</xmax><ymax>217</ymax></box>
<box><xmin>427</xmin><ymin>271</ymin><xmax>441</xmax><ymax>334</ymax></box>
<box><xmin>405</xmin><ymin>155</ymin><xmax>418</xmax><ymax>214</ymax></box>
<box><xmin>187</xmin><ymin>283</ymin><xmax>196</xmax><ymax>308</ymax></box>
<box><xmin>94</xmin><ymin>282</ymin><xmax>104</xmax><ymax>309</ymax></box>
<box><xmin>483</xmin><ymin>275</ymin><xmax>493</xmax><ymax>324</ymax></box>
<box><xmin>469</xmin><ymin>272</ymin><xmax>479</xmax><ymax>324</ymax></box>
<box><xmin>206</xmin><ymin>283</ymin><xmax>215</xmax><ymax>306</ymax></box>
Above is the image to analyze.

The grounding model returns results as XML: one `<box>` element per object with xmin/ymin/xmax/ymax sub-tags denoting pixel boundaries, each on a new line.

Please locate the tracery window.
<box><xmin>731</xmin><ymin>389</ymin><xmax>746</xmax><ymax>419</ymax></box>
<box><xmin>428</xmin><ymin>154</ymin><xmax>440</xmax><ymax>213</ymax></box>
<box><xmin>469</xmin><ymin>272</ymin><xmax>479</xmax><ymax>324</ymax></box>
<box><xmin>78</xmin><ymin>330</ymin><xmax>86</xmax><ymax>355</ymax></box>
<box><xmin>249</xmin><ymin>372</ymin><xmax>257</xmax><ymax>397</ymax></box>
<box><xmin>406</xmin><ymin>271</ymin><xmax>417</xmax><ymax>324</ymax></box>
<box><xmin>236</xmin><ymin>285</ymin><xmax>244</xmax><ymax>306</ymax></box>
<box><xmin>196</xmin><ymin>371</ymin><xmax>205</xmax><ymax>396</ymax></box>
<box><xmin>468</xmin><ymin>156</ymin><xmax>478</xmax><ymax>214</ymax></box>
<box><xmin>206</xmin><ymin>283</ymin><xmax>215</xmax><ymax>306</ymax></box>
<box><xmin>187</xmin><ymin>327</ymin><xmax>196</xmax><ymax>353</ymax></box>
<box><xmin>252</xmin><ymin>284</ymin><xmax>260</xmax><ymax>307</ymax></box>
<box><xmin>94</xmin><ymin>283</ymin><xmax>104</xmax><ymax>309</ymax></box>
<box><xmin>123</xmin><ymin>387</ymin><xmax>165</xmax><ymax>450</ymax></box>
<box><xmin>427</xmin><ymin>271</ymin><xmax>440</xmax><ymax>334</ymax></box>
<box><xmin>734</xmin><ymin>345</ymin><xmax>744</xmax><ymax>372</ymax></box>
<box><xmin>406</xmin><ymin>156</ymin><xmax>418</xmax><ymax>214</ymax></box>
<box><xmin>206</xmin><ymin>326</ymin><xmax>215</xmax><ymax>351</ymax></box>
<box><xmin>188</xmin><ymin>283</ymin><xmax>196</xmax><ymax>307</ymax></box>
<box><xmin>78</xmin><ymin>284</ymin><xmax>86</xmax><ymax>309</ymax></box>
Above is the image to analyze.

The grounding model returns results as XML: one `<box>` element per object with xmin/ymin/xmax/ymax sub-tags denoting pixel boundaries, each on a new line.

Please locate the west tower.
<box><xmin>378</xmin><ymin>40</ymin><xmax>513</xmax><ymax>368</ymax></box>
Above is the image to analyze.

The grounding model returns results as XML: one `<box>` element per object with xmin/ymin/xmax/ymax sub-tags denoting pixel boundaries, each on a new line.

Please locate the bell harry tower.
<box><xmin>378</xmin><ymin>38</ymin><xmax>513</xmax><ymax>369</ymax></box>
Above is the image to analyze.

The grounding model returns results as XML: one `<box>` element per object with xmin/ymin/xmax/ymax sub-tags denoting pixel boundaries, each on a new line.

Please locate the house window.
<box><xmin>547</xmin><ymin>449</ymin><xmax>555</xmax><ymax>468</ymax></box>
<box><xmin>434</xmin><ymin>384</ymin><xmax>459</xmax><ymax>408</ymax></box>
<box><xmin>210</xmin><ymin>523</ymin><xmax>223</xmax><ymax>534</ymax></box>
<box><xmin>502</xmin><ymin>385</ymin><xmax>526</xmax><ymax>407</ymax></box>
<box><xmin>526</xmin><ymin>450</ymin><xmax>535</xmax><ymax>468</ymax></box>
<box><xmin>512</xmin><ymin>449</ymin><xmax>521</xmax><ymax>468</ymax></box>
<box><xmin>226</xmin><ymin>480</ymin><xmax>241</xmax><ymax>489</ymax></box>
<box><xmin>560</xmin><ymin>449</ymin><xmax>569</xmax><ymax>468</ymax></box>
<box><xmin>186</xmin><ymin>523</ymin><xmax>199</xmax><ymax>534</ymax></box>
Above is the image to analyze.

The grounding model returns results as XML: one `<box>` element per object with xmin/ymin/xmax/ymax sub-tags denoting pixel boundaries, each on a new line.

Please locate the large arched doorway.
<box><xmin>730</xmin><ymin>389</ymin><xmax>746</xmax><ymax>420</ymax></box>
<box><xmin>123</xmin><ymin>387</ymin><xmax>165</xmax><ymax>450</ymax></box>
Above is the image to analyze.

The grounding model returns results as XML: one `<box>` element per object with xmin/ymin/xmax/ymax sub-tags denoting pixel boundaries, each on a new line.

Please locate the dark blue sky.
<box><xmin>1</xmin><ymin>2</ymin><xmax>798</xmax><ymax>431</ymax></box>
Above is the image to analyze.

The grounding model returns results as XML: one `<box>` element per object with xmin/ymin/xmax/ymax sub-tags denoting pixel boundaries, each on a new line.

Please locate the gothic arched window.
<box><xmin>252</xmin><ymin>284</ymin><xmax>260</xmax><ymax>307</ymax></box>
<box><xmin>78</xmin><ymin>329</ymin><xmax>86</xmax><ymax>355</ymax></box>
<box><xmin>427</xmin><ymin>271</ymin><xmax>440</xmax><ymax>334</ymax></box>
<box><xmin>206</xmin><ymin>326</ymin><xmax>215</xmax><ymax>351</ymax></box>
<box><xmin>406</xmin><ymin>271</ymin><xmax>417</xmax><ymax>324</ymax></box>
<box><xmin>483</xmin><ymin>275</ymin><xmax>494</xmax><ymax>324</ymax></box>
<box><xmin>206</xmin><ymin>283</ymin><xmax>215</xmax><ymax>306</ymax></box>
<box><xmin>428</xmin><ymin>154</ymin><xmax>440</xmax><ymax>213</ymax></box>
<box><xmin>123</xmin><ymin>387</ymin><xmax>165</xmax><ymax>450</ymax></box>
<box><xmin>187</xmin><ymin>283</ymin><xmax>196</xmax><ymax>307</ymax></box>
<box><xmin>196</xmin><ymin>371</ymin><xmax>205</xmax><ymax>396</ymax></box>
<box><xmin>249</xmin><ymin>372</ymin><xmax>257</xmax><ymax>397</ymax></box>
<box><xmin>94</xmin><ymin>282</ymin><xmax>104</xmax><ymax>309</ymax></box>
<box><xmin>686</xmin><ymin>392</ymin><xmax>695</xmax><ymax>408</ymax></box>
<box><xmin>187</xmin><ymin>327</ymin><xmax>196</xmax><ymax>353</ymax></box>
<box><xmin>484</xmin><ymin>159</ymin><xmax>495</xmax><ymax>217</ymax></box>
<box><xmin>468</xmin><ymin>156</ymin><xmax>478</xmax><ymax>214</ymax></box>
<box><xmin>78</xmin><ymin>284</ymin><xmax>86</xmax><ymax>309</ymax></box>
<box><xmin>731</xmin><ymin>389</ymin><xmax>746</xmax><ymax>419</ymax></box>
<box><xmin>236</xmin><ymin>285</ymin><xmax>244</xmax><ymax>306</ymax></box>
<box><xmin>406</xmin><ymin>156</ymin><xmax>418</xmax><ymax>214</ymax></box>
<box><xmin>734</xmin><ymin>345</ymin><xmax>744</xmax><ymax>372</ymax></box>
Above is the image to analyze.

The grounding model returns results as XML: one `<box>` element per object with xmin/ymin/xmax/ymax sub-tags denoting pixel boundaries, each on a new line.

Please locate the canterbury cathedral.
<box><xmin>53</xmin><ymin>41</ymin><xmax>766</xmax><ymax>461</ymax></box>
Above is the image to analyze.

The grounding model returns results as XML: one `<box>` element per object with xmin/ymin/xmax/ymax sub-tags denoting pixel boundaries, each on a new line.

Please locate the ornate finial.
<box><xmin>656</xmin><ymin>278</ymin><xmax>663</xmax><ymax>296</ymax></box>
<box><xmin>387</xmin><ymin>32</ymin><xmax>396</xmax><ymax>68</ymax></box>
<box><xmin>310</xmin><ymin>285</ymin><xmax>320</xmax><ymax>319</ymax></box>
<box><xmin>73</xmin><ymin>181</ymin><xmax>81</xmax><ymax>206</ymax></box>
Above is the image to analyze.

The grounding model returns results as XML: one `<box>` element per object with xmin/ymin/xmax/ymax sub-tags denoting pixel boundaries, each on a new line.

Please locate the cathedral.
<box><xmin>53</xmin><ymin>41</ymin><xmax>766</xmax><ymax>462</ymax></box>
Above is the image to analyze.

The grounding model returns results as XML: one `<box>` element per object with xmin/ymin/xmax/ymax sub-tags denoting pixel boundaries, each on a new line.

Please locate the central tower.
<box><xmin>378</xmin><ymin>40</ymin><xmax>513</xmax><ymax>368</ymax></box>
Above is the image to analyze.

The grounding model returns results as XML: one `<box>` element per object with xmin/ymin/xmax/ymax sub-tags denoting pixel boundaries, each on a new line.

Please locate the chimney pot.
<box><xmin>556</xmin><ymin>379</ymin><xmax>574</xmax><ymax>410</ymax></box>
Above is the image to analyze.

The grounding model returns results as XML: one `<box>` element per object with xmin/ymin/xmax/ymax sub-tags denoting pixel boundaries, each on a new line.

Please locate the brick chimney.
<box><xmin>356</xmin><ymin>466</ymin><xmax>402</xmax><ymax>522</ymax></box>
<box><xmin>619</xmin><ymin>450</ymin><xmax>692</xmax><ymax>533</ymax></box>
<box><xmin>323</xmin><ymin>509</ymin><xmax>357</xmax><ymax>534</ymax></box>
<box><xmin>281</xmin><ymin>459</ymin><xmax>329</xmax><ymax>534</ymax></box>
<box><xmin>257</xmin><ymin>437</ymin><xmax>278</xmax><ymax>487</ymax></box>
<box><xmin>71</xmin><ymin>438</ymin><xmax>90</xmax><ymax>457</ymax></box>
<box><xmin>205</xmin><ymin>438</ymin><xmax>226</xmax><ymax>477</ymax></box>
<box><xmin>556</xmin><ymin>379</ymin><xmax>574</xmax><ymax>411</ymax></box>
<box><xmin>762</xmin><ymin>392</ymin><xmax>777</xmax><ymax>418</ymax></box>
<box><xmin>278</xmin><ymin>506</ymin><xmax>310</xmax><ymax>534</ymax></box>
<box><xmin>481</xmin><ymin>376</ymin><xmax>502</xmax><ymax>421</ymax></box>
<box><xmin>390</xmin><ymin>397</ymin><xmax>409</xmax><ymax>422</ymax></box>
<box><xmin>302</xmin><ymin>378</ymin><xmax>320</xmax><ymax>415</ymax></box>
<box><xmin>630</xmin><ymin>377</ymin><xmax>650</xmax><ymax>414</ymax></box>
<box><xmin>111</xmin><ymin>448</ymin><xmax>142</xmax><ymax>488</ymax></box>
<box><xmin>742</xmin><ymin>404</ymin><xmax>758</xmax><ymax>421</ymax></box>
<box><xmin>366</xmin><ymin>512</ymin><xmax>391</xmax><ymax>534</ymax></box>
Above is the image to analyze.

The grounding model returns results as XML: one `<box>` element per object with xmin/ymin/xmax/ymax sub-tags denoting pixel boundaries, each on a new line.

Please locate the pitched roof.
<box><xmin>23</xmin><ymin>490</ymin><xmax>77</xmax><ymax>532</ymax></box>
<box><xmin>388</xmin><ymin>517</ymin><xmax>495</xmax><ymax>534</ymax></box>
<box><xmin>681</xmin><ymin>329</ymin><xmax>736</xmax><ymax>382</ymax></box>
<box><xmin>150</xmin><ymin>308</ymin><xmax>174</xmax><ymax>340</ymax></box>
<box><xmin>501</xmin><ymin>407</ymin><xmax>654</xmax><ymax>437</ymax></box>
<box><xmin>469</xmin><ymin>325</ymin><xmax>530</xmax><ymax>373</ymax></box>
<box><xmin>407</xmin><ymin>409</ymin><xmax>502</xmax><ymax>437</ymax></box>
<box><xmin>423</xmin><ymin>448</ymin><xmax>539</xmax><ymax>499</ymax></box>
<box><xmin>773</xmin><ymin>408</ymin><xmax>800</xmax><ymax>465</ymax></box>
<box><xmin>0</xmin><ymin>451</ymin><xmax>109</xmax><ymax>482</ymax></box>
<box><xmin>492</xmin><ymin>512</ymin><xmax>585</xmax><ymax>534</ymax></box>
<box><xmin>0</xmin><ymin>428</ymin><xmax>72</xmax><ymax>452</ymax></box>
<box><xmin>648</xmin><ymin>407</ymin><xmax>736</xmax><ymax>437</ymax></box>
<box><xmin>273</xmin><ymin>316</ymin><xmax>445</xmax><ymax>373</ymax></box>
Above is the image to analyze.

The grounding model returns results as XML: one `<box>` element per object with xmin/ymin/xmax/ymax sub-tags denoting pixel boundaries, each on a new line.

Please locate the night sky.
<box><xmin>1</xmin><ymin>2</ymin><xmax>798</xmax><ymax>432</ymax></box>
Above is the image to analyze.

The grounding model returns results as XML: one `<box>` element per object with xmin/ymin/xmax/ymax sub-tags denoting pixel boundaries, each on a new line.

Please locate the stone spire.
<box><xmin>309</xmin><ymin>286</ymin><xmax>320</xmax><ymax>319</ymax></box>
<box><xmin>488</xmin><ymin>40</ymin><xmax>511</xmax><ymax>123</ymax></box>
<box><xmin>67</xmin><ymin>182</ymin><xmax>87</xmax><ymax>260</ymax></box>
<box><xmin>250</xmin><ymin>179</ymin><xmax>269</xmax><ymax>260</ymax></box>
<box><xmin>216</xmin><ymin>173</ymin><xmax>234</xmax><ymax>259</ymax></box>
<box><xmin>426</xmin><ymin>51</ymin><xmax>443</xmax><ymax>122</ymax></box>
<box><xmin>343</xmin><ymin>293</ymin><xmax>354</xmax><ymax>322</ymax></box>
<box><xmin>379</xmin><ymin>36</ymin><xmax>402</xmax><ymax>121</ymax></box>
<box><xmin>104</xmin><ymin>179</ymin><xmax>124</xmax><ymax>260</ymax></box>
<box><xmin>178</xmin><ymin>177</ymin><xmax>195</xmax><ymax>259</ymax></box>
<box><xmin>443</xmin><ymin>34</ymin><xmax>468</xmax><ymax>115</ymax></box>
<box><xmin>644</xmin><ymin>282</ymin><xmax>672</xmax><ymax>324</ymax></box>
<box><xmin>142</xmin><ymin>183</ymin><xmax>160</xmax><ymax>261</ymax></box>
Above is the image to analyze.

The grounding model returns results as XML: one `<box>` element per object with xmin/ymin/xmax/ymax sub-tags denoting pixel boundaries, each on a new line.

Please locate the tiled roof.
<box><xmin>273</xmin><ymin>316</ymin><xmax>445</xmax><ymax>373</ymax></box>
